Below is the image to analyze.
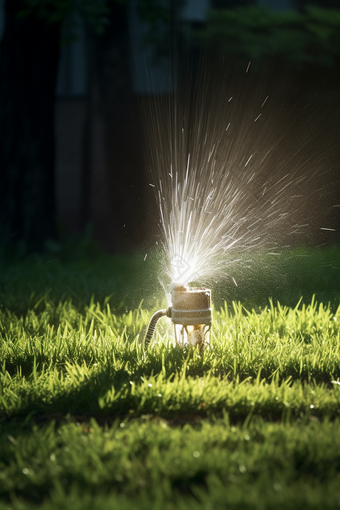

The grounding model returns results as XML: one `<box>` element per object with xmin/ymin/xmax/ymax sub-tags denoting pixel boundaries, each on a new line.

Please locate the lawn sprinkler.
<box><xmin>144</xmin><ymin>282</ymin><xmax>212</xmax><ymax>350</ymax></box>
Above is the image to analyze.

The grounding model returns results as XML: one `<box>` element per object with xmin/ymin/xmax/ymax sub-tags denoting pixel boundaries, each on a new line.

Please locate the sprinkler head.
<box><xmin>143</xmin><ymin>282</ymin><xmax>212</xmax><ymax>349</ymax></box>
<box><xmin>169</xmin><ymin>282</ymin><xmax>212</xmax><ymax>349</ymax></box>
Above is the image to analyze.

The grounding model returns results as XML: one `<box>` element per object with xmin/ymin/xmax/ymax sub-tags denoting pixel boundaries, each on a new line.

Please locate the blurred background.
<box><xmin>0</xmin><ymin>0</ymin><xmax>339</xmax><ymax>256</ymax></box>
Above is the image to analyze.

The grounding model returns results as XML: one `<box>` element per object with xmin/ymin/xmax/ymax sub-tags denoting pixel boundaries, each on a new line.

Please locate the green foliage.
<box><xmin>136</xmin><ymin>0</ymin><xmax>171</xmax><ymax>25</ymax></box>
<box><xmin>198</xmin><ymin>6</ymin><xmax>340</xmax><ymax>68</ymax></box>
<box><xmin>18</xmin><ymin>0</ymin><xmax>174</xmax><ymax>37</ymax></box>
<box><xmin>1</xmin><ymin>247</ymin><xmax>340</xmax><ymax>508</ymax></box>
<box><xmin>18</xmin><ymin>0</ymin><xmax>111</xmax><ymax>34</ymax></box>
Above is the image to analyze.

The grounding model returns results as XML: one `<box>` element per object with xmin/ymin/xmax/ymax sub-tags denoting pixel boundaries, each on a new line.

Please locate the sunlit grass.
<box><xmin>2</xmin><ymin>417</ymin><xmax>340</xmax><ymax>510</ymax></box>
<box><xmin>1</xmin><ymin>248</ymin><xmax>340</xmax><ymax>508</ymax></box>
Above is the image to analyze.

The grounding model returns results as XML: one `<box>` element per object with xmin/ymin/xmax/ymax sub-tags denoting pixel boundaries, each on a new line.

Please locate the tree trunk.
<box><xmin>95</xmin><ymin>3</ymin><xmax>147</xmax><ymax>251</ymax></box>
<box><xmin>80</xmin><ymin>22</ymin><xmax>95</xmax><ymax>231</ymax></box>
<box><xmin>0</xmin><ymin>0</ymin><xmax>61</xmax><ymax>252</ymax></box>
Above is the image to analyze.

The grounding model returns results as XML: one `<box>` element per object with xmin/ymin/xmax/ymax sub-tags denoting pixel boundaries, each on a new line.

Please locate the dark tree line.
<box><xmin>2</xmin><ymin>0</ymin><xmax>339</xmax><ymax>253</ymax></box>
<box><xmin>0</xmin><ymin>0</ymin><xmax>62</xmax><ymax>251</ymax></box>
<box><xmin>0</xmin><ymin>0</ymin><xmax>172</xmax><ymax>253</ymax></box>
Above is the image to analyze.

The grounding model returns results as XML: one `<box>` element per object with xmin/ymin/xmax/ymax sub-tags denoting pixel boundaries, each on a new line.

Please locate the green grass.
<box><xmin>1</xmin><ymin>247</ymin><xmax>340</xmax><ymax>509</ymax></box>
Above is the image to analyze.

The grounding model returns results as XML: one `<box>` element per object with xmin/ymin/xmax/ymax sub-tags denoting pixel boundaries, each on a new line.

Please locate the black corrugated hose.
<box><xmin>144</xmin><ymin>308</ymin><xmax>171</xmax><ymax>348</ymax></box>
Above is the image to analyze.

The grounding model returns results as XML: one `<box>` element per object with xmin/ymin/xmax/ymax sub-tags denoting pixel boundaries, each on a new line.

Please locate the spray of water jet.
<box><xmin>145</xmin><ymin>48</ymin><xmax>337</xmax><ymax>285</ymax></box>
<box><xmin>141</xmin><ymin>47</ymin><xmax>336</xmax><ymax>346</ymax></box>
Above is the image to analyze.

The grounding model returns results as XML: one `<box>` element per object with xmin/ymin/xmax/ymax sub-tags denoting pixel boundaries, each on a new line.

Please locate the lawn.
<box><xmin>1</xmin><ymin>246</ymin><xmax>340</xmax><ymax>509</ymax></box>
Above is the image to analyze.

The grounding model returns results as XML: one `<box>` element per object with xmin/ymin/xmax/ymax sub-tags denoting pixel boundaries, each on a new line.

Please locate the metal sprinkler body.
<box><xmin>144</xmin><ymin>282</ymin><xmax>212</xmax><ymax>349</ymax></box>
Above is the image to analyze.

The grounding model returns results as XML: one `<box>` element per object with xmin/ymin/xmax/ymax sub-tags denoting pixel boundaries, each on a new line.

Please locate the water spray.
<box><xmin>144</xmin><ymin>282</ymin><xmax>212</xmax><ymax>349</ymax></box>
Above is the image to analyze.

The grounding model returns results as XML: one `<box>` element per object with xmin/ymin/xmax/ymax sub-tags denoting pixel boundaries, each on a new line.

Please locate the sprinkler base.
<box><xmin>144</xmin><ymin>281</ymin><xmax>212</xmax><ymax>350</ymax></box>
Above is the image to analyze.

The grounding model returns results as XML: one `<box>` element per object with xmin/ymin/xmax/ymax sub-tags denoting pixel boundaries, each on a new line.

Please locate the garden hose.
<box><xmin>144</xmin><ymin>308</ymin><xmax>171</xmax><ymax>348</ymax></box>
